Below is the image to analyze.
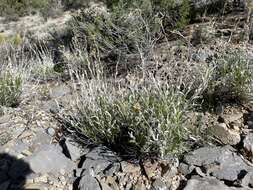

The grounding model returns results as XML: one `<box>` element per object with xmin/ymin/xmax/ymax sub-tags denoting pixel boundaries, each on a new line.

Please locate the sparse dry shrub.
<box><xmin>202</xmin><ymin>48</ymin><xmax>253</xmax><ymax>109</ymax></box>
<box><xmin>0</xmin><ymin>71</ymin><xmax>22</xmax><ymax>107</ymax></box>
<box><xmin>0</xmin><ymin>0</ymin><xmax>64</xmax><ymax>19</ymax></box>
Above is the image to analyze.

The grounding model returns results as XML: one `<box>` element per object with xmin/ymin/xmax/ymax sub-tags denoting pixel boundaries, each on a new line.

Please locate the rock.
<box><xmin>42</xmin><ymin>100</ymin><xmax>61</xmax><ymax>113</ymax></box>
<box><xmin>29</xmin><ymin>130</ymin><xmax>51</xmax><ymax>152</ymax></box>
<box><xmin>80</xmin><ymin>146</ymin><xmax>120</xmax><ymax>176</ymax></box>
<box><xmin>74</xmin><ymin>168</ymin><xmax>84</xmax><ymax>178</ymax></box>
<box><xmin>161</xmin><ymin>158</ymin><xmax>179</xmax><ymax>180</ymax></box>
<box><xmin>85</xmin><ymin>146</ymin><xmax>119</xmax><ymax>162</ymax></box>
<box><xmin>25</xmin><ymin>144</ymin><xmax>75</xmax><ymax>175</ymax></box>
<box><xmin>121</xmin><ymin>161</ymin><xmax>141</xmax><ymax>174</ymax></box>
<box><xmin>179</xmin><ymin>163</ymin><xmax>195</xmax><ymax>176</ymax></box>
<box><xmin>133</xmin><ymin>181</ymin><xmax>146</xmax><ymax>190</ymax></box>
<box><xmin>243</xmin><ymin>133</ymin><xmax>253</xmax><ymax>160</ymax></box>
<box><xmin>7</xmin><ymin>140</ymin><xmax>29</xmax><ymax>157</ymax></box>
<box><xmin>105</xmin><ymin>176</ymin><xmax>120</xmax><ymax>190</ymax></box>
<box><xmin>143</xmin><ymin>161</ymin><xmax>160</xmax><ymax>179</ymax></box>
<box><xmin>184</xmin><ymin>177</ymin><xmax>248</xmax><ymax>190</ymax></box>
<box><xmin>81</xmin><ymin>158</ymin><xmax>113</xmax><ymax>176</ymax></box>
<box><xmin>46</xmin><ymin>127</ymin><xmax>56</xmax><ymax>137</ymax></box>
<box><xmin>60</xmin><ymin>138</ymin><xmax>82</xmax><ymax>162</ymax></box>
<box><xmin>184</xmin><ymin>146</ymin><xmax>252</xmax><ymax>182</ymax></box>
<box><xmin>241</xmin><ymin>171</ymin><xmax>253</xmax><ymax>187</ymax></box>
<box><xmin>208</xmin><ymin>123</ymin><xmax>241</xmax><ymax>145</ymax></box>
<box><xmin>78</xmin><ymin>174</ymin><xmax>101</xmax><ymax>190</ymax></box>
<box><xmin>152</xmin><ymin>178</ymin><xmax>168</xmax><ymax>190</ymax></box>
<box><xmin>223</xmin><ymin>113</ymin><xmax>243</xmax><ymax>124</ymax></box>
<box><xmin>195</xmin><ymin>167</ymin><xmax>206</xmax><ymax>177</ymax></box>
<box><xmin>99</xmin><ymin>180</ymin><xmax>113</xmax><ymax>190</ymax></box>
<box><xmin>50</xmin><ymin>85</ymin><xmax>71</xmax><ymax>99</ymax></box>
<box><xmin>104</xmin><ymin>162</ymin><xmax>121</xmax><ymax>176</ymax></box>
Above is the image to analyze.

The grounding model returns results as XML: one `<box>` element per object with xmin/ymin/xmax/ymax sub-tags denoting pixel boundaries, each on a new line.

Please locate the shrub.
<box><xmin>67</xmin><ymin>82</ymin><xmax>190</xmax><ymax>158</ymax></box>
<box><xmin>202</xmin><ymin>49</ymin><xmax>253</xmax><ymax>109</ymax></box>
<box><xmin>61</xmin><ymin>0</ymin><xmax>88</xmax><ymax>9</ymax></box>
<box><xmin>70</xmin><ymin>3</ymin><xmax>161</xmax><ymax>76</ymax></box>
<box><xmin>106</xmin><ymin>0</ymin><xmax>190</xmax><ymax>29</ymax></box>
<box><xmin>0</xmin><ymin>0</ymin><xmax>63</xmax><ymax>19</ymax></box>
<box><xmin>69</xmin><ymin>0</ymin><xmax>191</xmax><ymax>77</ymax></box>
<box><xmin>0</xmin><ymin>72</ymin><xmax>22</xmax><ymax>107</ymax></box>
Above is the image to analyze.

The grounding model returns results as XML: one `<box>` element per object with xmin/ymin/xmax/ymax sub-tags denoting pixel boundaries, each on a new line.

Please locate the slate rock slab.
<box><xmin>152</xmin><ymin>178</ymin><xmax>168</xmax><ymax>190</ymax></box>
<box><xmin>78</xmin><ymin>174</ymin><xmax>101</xmax><ymax>190</ymax></box>
<box><xmin>208</xmin><ymin>123</ymin><xmax>241</xmax><ymax>145</ymax></box>
<box><xmin>241</xmin><ymin>171</ymin><xmax>253</xmax><ymax>188</ymax></box>
<box><xmin>184</xmin><ymin>177</ymin><xmax>250</xmax><ymax>190</ymax></box>
<box><xmin>184</xmin><ymin>146</ymin><xmax>253</xmax><ymax>181</ymax></box>
<box><xmin>60</xmin><ymin>137</ymin><xmax>83</xmax><ymax>162</ymax></box>
<box><xmin>80</xmin><ymin>146</ymin><xmax>120</xmax><ymax>176</ymax></box>
<box><xmin>25</xmin><ymin>144</ymin><xmax>75</xmax><ymax>175</ymax></box>
<box><xmin>50</xmin><ymin>85</ymin><xmax>71</xmax><ymax>99</ymax></box>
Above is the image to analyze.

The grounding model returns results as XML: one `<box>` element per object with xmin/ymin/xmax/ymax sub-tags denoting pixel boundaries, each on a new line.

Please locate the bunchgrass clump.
<box><xmin>68</xmin><ymin>80</ymin><xmax>190</xmax><ymax>158</ymax></box>
<box><xmin>0</xmin><ymin>72</ymin><xmax>22</xmax><ymax>107</ymax></box>
<box><xmin>202</xmin><ymin>49</ymin><xmax>253</xmax><ymax>109</ymax></box>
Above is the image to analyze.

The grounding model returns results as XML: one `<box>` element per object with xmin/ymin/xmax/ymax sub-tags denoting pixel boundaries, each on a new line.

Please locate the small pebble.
<box><xmin>46</xmin><ymin>127</ymin><xmax>56</xmax><ymax>136</ymax></box>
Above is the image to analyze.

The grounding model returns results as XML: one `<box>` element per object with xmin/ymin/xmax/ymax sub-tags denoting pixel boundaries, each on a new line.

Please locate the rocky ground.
<box><xmin>1</xmin><ymin>2</ymin><xmax>253</xmax><ymax>190</ymax></box>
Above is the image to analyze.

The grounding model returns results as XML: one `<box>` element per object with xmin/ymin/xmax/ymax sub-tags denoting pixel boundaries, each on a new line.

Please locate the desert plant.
<box><xmin>0</xmin><ymin>0</ymin><xmax>63</xmax><ymax>19</ymax></box>
<box><xmin>66</xmin><ymin>79</ymin><xmax>191</xmax><ymax>158</ymax></box>
<box><xmin>0</xmin><ymin>72</ymin><xmax>22</xmax><ymax>107</ymax></box>
<box><xmin>202</xmin><ymin>49</ymin><xmax>253</xmax><ymax>109</ymax></box>
<box><xmin>106</xmin><ymin>0</ymin><xmax>190</xmax><ymax>29</ymax></box>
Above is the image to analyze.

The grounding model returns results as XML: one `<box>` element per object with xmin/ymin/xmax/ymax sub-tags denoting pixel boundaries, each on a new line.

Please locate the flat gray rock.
<box><xmin>62</xmin><ymin>138</ymin><xmax>82</xmax><ymax>162</ymax></box>
<box><xmin>25</xmin><ymin>144</ymin><xmax>75</xmax><ymax>175</ymax></box>
<box><xmin>184</xmin><ymin>146</ymin><xmax>252</xmax><ymax>181</ymax></box>
<box><xmin>29</xmin><ymin>130</ymin><xmax>52</xmax><ymax>152</ymax></box>
<box><xmin>78</xmin><ymin>174</ymin><xmax>101</xmax><ymax>190</ymax></box>
<box><xmin>184</xmin><ymin>177</ymin><xmax>250</xmax><ymax>190</ymax></box>
<box><xmin>241</xmin><ymin>171</ymin><xmax>253</xmax><ymax>188</ymax></box>
<box><xmin>152</xmin><ymin>178</ymin><xmax>168</xmax><ymax>190</ymax></box>
<box><xmin>208</xmin><ymin>123</ymin><xmax>241</xmax><ymax>145</ymax></box>
<box><xmin>80</xmin><ymin>146</ymin><xmax>120</xmax><ymax>176</ymax></box>
<box><xmin>50</xmin><ymin>85</ymin><xmax>71</xmax><ymax>99</ymax></box>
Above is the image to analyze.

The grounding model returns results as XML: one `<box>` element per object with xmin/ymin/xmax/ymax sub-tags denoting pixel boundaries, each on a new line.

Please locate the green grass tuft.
<box><xmin>0</xmin><ymin>72</ymin><xmax>22</xmax><ymax>107</ymax></box>
<box><xmin>71</xmin><ymin>85</ymin><xmax>190</xmax><ymax>158</ymax></box>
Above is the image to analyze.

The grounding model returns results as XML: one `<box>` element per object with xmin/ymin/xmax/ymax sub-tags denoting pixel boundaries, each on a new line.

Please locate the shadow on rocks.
<box><xmin>0</xmin><ymin>153</ymin><xmax>33</xmax><ymax>190</ymax></box>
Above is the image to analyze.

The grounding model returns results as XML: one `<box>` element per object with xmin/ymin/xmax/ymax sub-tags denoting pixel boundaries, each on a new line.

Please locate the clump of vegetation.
<box><xmin>0</xmin><ymin>72</ymin><xmax>22</xmax><ymax>107</ymax></box>
<box><xmin>0</xmin><ymin>33</ymin><xmax>23</xmax><ymax>46</ymax></box>
<box><xmin>202</xmin><ymin>49</ymin><xmax>253</xmax><ymax>109</ymax></box>
<box><xmin>106</xmin><ymin>0</ymin><xmax>190</xmax><ymax>29</ymax></box>
<box><xmin>30</xmin><ymin>57</ymin><xmax>60</xmax><ymax>81</ymax></box>
<box><xmin>69</xmin><ymin>0</ymin><xmax>191</xmax><ymax>75</ymax></box>
<box><xmin>65</xmin><ymin>78</ymin><xmax>192</xmax><ymax>158</ymax></box>
<box><xmin>0</xmin><ymin>0</ymin><xmax>65</xmax><ymax>19</ymax></box>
